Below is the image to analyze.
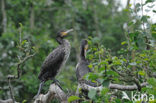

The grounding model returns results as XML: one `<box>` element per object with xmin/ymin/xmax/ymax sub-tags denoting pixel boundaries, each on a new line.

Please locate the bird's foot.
<box><xmin>52</xmin><ymin>79</ymin><xmax>63</xmax><ymax>90</ymax></box>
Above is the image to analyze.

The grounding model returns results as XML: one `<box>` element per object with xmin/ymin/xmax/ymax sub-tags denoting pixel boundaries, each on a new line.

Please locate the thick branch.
<box><xmin>78</xmin><ymin>81</ymin><xmax>148</xmax><ymax>91</ymax></box>
<box><xmin>0</xmin><ymin>99</ymin><xmax>13</xmax><ymax>103</ymax></box>
<box><xmin>78</xmin><ymin>82</ymin><xmax>103</xmax><ymax>91</ymax></box>
<box><xmin>34</xmin><ymin>83</ymin><xmax>67</xmax><ymax>103</ymax></box>
<box><xmin>109</xmin><ymin>82</ymin><xmax>148</xmax><ymax>91</ymax></box>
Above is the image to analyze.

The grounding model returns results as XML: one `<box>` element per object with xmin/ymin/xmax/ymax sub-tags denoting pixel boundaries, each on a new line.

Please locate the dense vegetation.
<box><xmin>0</xmin><ymin>0</ymin><xmax>156</xmax><ymax>103</ymax></box>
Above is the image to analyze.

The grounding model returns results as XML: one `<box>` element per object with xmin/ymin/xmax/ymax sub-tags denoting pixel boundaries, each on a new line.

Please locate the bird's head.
<box><xmin>80</xmin><ymin>40</ymin><xmax>88</xmax><ymax>59</ymax></box>
<box><xmin>81</xmin><ymin>39</ymin><xmax>88</xmax><ymax>51</ymax></box>
<box><xmin>57</xmin><ymin>29</ymin><xmax>73</xmax><ymax>38</ymax></box>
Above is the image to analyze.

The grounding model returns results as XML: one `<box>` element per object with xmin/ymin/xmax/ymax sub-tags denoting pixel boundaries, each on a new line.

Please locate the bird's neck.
<box><xmin>56</xmin><ymin>37</ymin><xmax>64</xmax><ymax>44</ymax></box>
<box><xmin>80</xmin><ymin>47</ymin><xmax>86</xmax><ymax>60</ymax></box>
<box><xmin>56</xmin><ymin>37</ymin><xmax>70</xmax><ymax>46</ymax></box>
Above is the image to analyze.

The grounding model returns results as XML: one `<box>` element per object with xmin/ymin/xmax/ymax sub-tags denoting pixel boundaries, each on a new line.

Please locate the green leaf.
<box><xmin>129</xmin><ymin>33</ymin><xmax>135</xmax><ymax>38</ymax></box>
<box><xmin>121</xmin><ymin>41</ymin><xmax>127</xmax><ymax>45</ymax></box>
<box><xmin>107</xmin><ymin>71</ymin><xmax>119</xmax><ymax>76</ymax></box>
<box><xmin>147</xmin><ymin>78</ymin><xmax>156</xmax><ymax>86</ymax></box>
<box><xmin>100</xmin><ymin>87</ymin><xmax>109</xmax><ymax>95</ymax></box>
<box><xmin>138</xmin><ymin>71</ymin><xmax>145</xmax><ymax>76</ymax></box>
<box><xmin>99</xmin><ymin>61</ymin><xmax>108</xmax><ymax>65</ymax></box>
<box><xmin>147</xmin><ymin>4</ymin><xmax>155</xmax><ymax>8</ymax></box>
<box><xmin>141</xmin><ymin>16</ymin><xmax>150</xmax><ymax>22</ymax></box>
<box><xmin>153</xmin><ymin>10</ymin><xmax>156</xmax><ymax>13</ymax></box>
<box><xmin>99</xmin><ymin>67</ymin><xmax>105</xmax><ymax>72</ymax></box>
<box><xmin>115</xmin><ymin>98</ymin><xmax>122</xmax><ymax>103</ymax></box>
<box><xmin>19</xmin><ymin>23</ymin><xmax>23</xmax><ymax>28</ymax></box>
<box><xmin>88</xmin><ymin>64</ymin><xmax>93</xmax><ymax>68</ymax></box>
<box><xmin>88</xmin><ymin>89</ymin><xmax>97</xmax><ymax>99</ymax></box>
<box><xmin>128</xmin><ymin>21</ymin><xmax>134</xmax><ymax>26</ymax></box>
<box><xmin>87</xmin><ymin>73</ymin><xmax>98</xmax><ymax>80</ymax></box>
<box><xmin>22</xmin><ymin>100</ymin><xmax>27</xmax><ymax>103</ymax></box>
<box><xmin>81</xmin><ymin>101</ymin><xmax>90</xmax><ymax>103</ymax></box>
<box><xmin>21</xmin><ymin>40</ymin><xmax>27</xmax><ymax>46</ymax></box>
<box><xmin>124</xmin><ymin>8</ymin><xmax>129</xmax><ymax>12</ymax></box>
<box><xmin>136</xmin><ymin>3</ymin><xmax>141</xmax><ymax>8</ymax></box>
<box><xmin>68</xmin><ymin>96</ymin><xmax>80</xmax><ymax>103</ymax></box>
<box><xmin>145</xmin><ymin>0</ymin><xmax>155</xmax><ymax>4</ymax></box>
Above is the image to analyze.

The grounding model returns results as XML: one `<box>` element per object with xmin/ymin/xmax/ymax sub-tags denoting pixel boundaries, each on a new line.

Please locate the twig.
<box><xmin>111</xmin><ymin>67</ymin><xmax>126</xmax><ymax>77</ymax></box>
<box><xmin>6</xmin><ymin>53</ymin><xmax>36</xmax><ymax>103</ymax></box>
<box><xmin>111</xmin><ymin>67</ymin><xmax>143</xmax><ymax>91</ymax></box>
<box><xmin>8</xmin><ymin>79</ymin><xmax>15</xmax><ymax>103</ymax></box>
<box><xmin>7</xmin><ymin>53</ymin><xmax>36</xmax><ymax>79</ymax></box>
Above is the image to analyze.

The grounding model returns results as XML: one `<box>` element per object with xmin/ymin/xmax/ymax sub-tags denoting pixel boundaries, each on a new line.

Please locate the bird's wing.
<box><xmin>76</xmin><ymin>61</ymin><xmax>101</xmax><ymax>87</ymax></box>
<box><xmin>38</xmin><ymin>46</ymin><xmax>65</xmax><ymax>80</ymax></box>
<box><xmin>42</xmin><ymin>47</ymin><xmax>65</xmax><ymax>68</ymax></box>
<box><xmin>76</xmin><ymin>61</ymin><xmax>90</xmax><ymax>80</ymax></box>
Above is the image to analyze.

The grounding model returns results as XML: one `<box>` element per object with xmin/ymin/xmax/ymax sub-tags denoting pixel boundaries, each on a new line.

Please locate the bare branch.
<box><xmin>109</xmin><ymin>82</ymin><xmax>148</xmax><ymax>91</ymax></box>
<box><xmin>7</xmin><ymin>53</ymin><xmax>36</xmax><ymax>80</ymax></box>
<box><xmin>0</xmin><ymin>99</ymin><xmax>13</xmax><ymax>103</ymax></box>
<box><xmin>78</xmin><ymin>81</ymin><xmax>148</xmax><ymax>92</ymax></box>
<box><xmin>34</xmin><ymin>83</ymin><xmax>67</xmax><ymax>103</ymax></box>
<box><xmin>0</xmin><ymin>99</ymin><xmax>19</xmax><ymax>103</ymax></box>
<box><xmin>78</xmin><ymin>82</ymin><xmax>103</xmax><ymax>91</ymax></box>
<box><xmin>8</xmin><ymin>79</ymin><xmax>15</xmax><ymax>103</ymax></box>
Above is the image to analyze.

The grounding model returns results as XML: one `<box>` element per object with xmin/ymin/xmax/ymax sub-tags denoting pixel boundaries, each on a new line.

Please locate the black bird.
<box><xmin>76</xmin><ymin>40</ymin><xmax>100</xmax><ymax>87</ymax></box>
<box><xmin>34</xmin><ymin>29</ymin><xmax>73</xmax><ymax>98</ymax></box>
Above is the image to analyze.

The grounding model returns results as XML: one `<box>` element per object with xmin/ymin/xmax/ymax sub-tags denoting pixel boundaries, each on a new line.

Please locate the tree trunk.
<box><xmin>1</xmin><ymin>0</ymin><xmax>7</xmax><ymax>33</ymax></box>
<box><xmin>126</xmin><ymin>0</ymin><xmax>130</xmax><ymax>9</ymax></box>
<box><xmin>30</xmin><ymin>4</ymin><xmax>35</xmax><ymax>30</ymax></box>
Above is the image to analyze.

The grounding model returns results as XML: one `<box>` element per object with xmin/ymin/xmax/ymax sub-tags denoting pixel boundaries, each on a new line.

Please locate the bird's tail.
<box><xmin>33</xmin><ymin>81</ymin><xmax>45</xmax><ymax>99</ymax></box>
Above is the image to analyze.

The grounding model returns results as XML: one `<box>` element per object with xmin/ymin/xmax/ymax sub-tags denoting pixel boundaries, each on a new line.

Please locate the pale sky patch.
<box><xmin>118</xmin><ymin>0</ymin><xmax>156</xmax><ymax>23</ymax></box>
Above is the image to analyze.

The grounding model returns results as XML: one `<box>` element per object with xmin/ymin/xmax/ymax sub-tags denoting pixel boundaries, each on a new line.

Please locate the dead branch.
<box><xmin>77</xmin><ymin>82</ymin><xmax>103</xmax><ymax>91</ymax></box>
<box><xmin>0</xmin><ymin>99</ymin><xmax>18</xmax><ymax>103</ymax></box>
<box><xmin>77</xmin><ymin>81</ymin><xmax>148</xmax><ymax>92</ymax></box>
<box><xmin>0</xmin><ymin>99</ymin><xmax>13</xmax><ymax>103</ymax></box>
<box><xmin>109</xmin><ymin>82</ymin><xmax>148</xmax><ymax>91</ymax></box>
<box><xmin>7</xmin><ymin>79</ymin><xmax>15</xmax><ymax>103</ymax></box>
<box><xmin>34</xmin><ymin>83</ymin><xmax>67</xmax><ymax>103</ymax></box>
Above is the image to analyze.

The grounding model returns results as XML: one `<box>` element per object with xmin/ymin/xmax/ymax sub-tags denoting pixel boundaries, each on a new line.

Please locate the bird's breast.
<box><xmin>63</xmin><ymin>40</ymin><xmax>71</xmax><ymax>64</ymax></box>
<box><xmin>57</xmin><ymin>40</ymin><xmax>71</xmax><ymax>73</ymax></box>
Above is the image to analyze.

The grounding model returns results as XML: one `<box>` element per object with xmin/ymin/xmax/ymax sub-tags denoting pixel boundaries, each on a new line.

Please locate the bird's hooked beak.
<box><xmin>61</xmin><ymin>29</ymin><xmax>73</xmax><ymax>37</ymax></box>
<box><xmin>84</xmin><ymin>44</ymin><xmax>88</xmax><ymax>51</ymax></box>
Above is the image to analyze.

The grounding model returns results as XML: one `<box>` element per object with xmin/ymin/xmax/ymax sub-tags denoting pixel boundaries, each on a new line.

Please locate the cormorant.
<box><xmin>76</xmin><ymin>40</ymin><xmax>100</xmax><ymax>87</ymax></box>
<box><xmin>34</xmin><ymin>29</ymin><xmax>73</xmax><ymax>99</ymax></box>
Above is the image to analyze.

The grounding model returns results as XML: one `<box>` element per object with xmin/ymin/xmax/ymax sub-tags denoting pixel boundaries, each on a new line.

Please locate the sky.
<box><xmin>119</xmin><ymin>0</ymin><xmax>156</xmax><ymax>23</ymax></box>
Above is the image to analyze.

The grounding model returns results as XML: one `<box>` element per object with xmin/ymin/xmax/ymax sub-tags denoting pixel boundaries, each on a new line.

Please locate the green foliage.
<box><xmin>68</xmin><ymin>96</ymin><xmax>80</xmax><ymax>103</ymax></box>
